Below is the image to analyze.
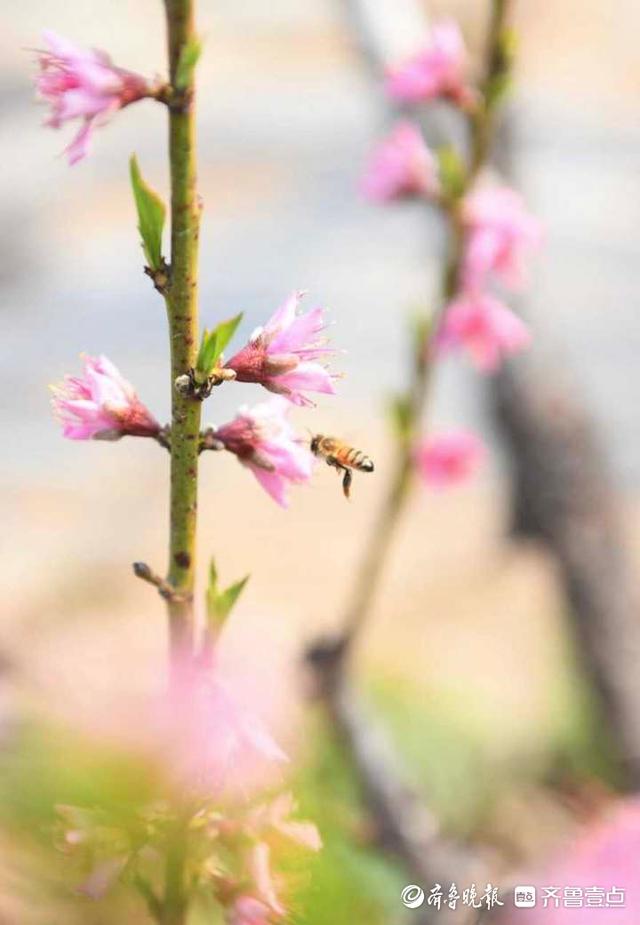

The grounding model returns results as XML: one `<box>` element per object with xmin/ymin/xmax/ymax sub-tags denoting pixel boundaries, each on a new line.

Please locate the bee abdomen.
<box><xmin>345</xmin><ymin>448</ymin><xmax>374</xmax><ymax>472</ymax></box>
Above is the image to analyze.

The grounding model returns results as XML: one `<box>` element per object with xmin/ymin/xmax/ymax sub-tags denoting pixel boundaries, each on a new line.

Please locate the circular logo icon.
<box><xmin>401</xmin><ymin>885</ymin><xmax>425</xmax><ymax>909</ymax></box>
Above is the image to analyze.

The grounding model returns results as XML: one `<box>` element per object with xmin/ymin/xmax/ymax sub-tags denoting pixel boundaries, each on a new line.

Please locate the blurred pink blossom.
<box><xmin>157</xmin><ymin>655</ymin><xmax>288</xmax><ymax>797</ymax></box>
<box><xmin>461</xmin><ymin>184</ymin><xmax>542</xmax><ymax>292</ymax></box>
<box><xmin>229</xmin><ymin>896</ymin><xmax>273</xmax><ymax>925</ymax></box>
<box><xmin>228</xmin><ymin>800</ymin><xmax>321</xmax><ymax>923</ymax></box>
<box><xmin>51</xmin><ymin>354</ymin><xmax>160</xmax><ymax>441</ymax></box>
<box><xmin>506</xmin><ymin>798</ymin><xmax>640</xmax><ymax>924</ymax></box>
<box><xmin>386</xmin><ymin>21</ymin><xmax>473</xmax><ymax>107</ymax></box>
<box><xmin>225</xmin><ymin>292</ymin><xmax>336</xmax><ymax>408</ymax></box>
<box><xmin>161</xmin><ymin>660</ymin><xmax>320</xmax><ymax>920</ymax></box>
<box><xmin>214</xmin><ymin>397</ymin><xmax>313</xmax><ymax>507</ymax></box>
<box><xmin>248</xmin><ymin>842</ymin><xmax>285</xmax><ymax>917</ymax></box>
<box><xmin>54</xmin><ymin>650</ymin><xmax>320</xmax><ymax>915</ymax></box>
<box><xmin>437</xmin><ymin>293</ymin><xmax>531</xmax><ymax>372</ymax></box>
<box><xmin>35</xmin><ymin>30</ymin><xmax>153</xmax><ymax>164</ymax></box>
<box><xmin>361</xmin><ymin>121</ymin><xmax>440</xmax><ymax>202</ymax></box>
<box><xmin>415</xmin><ymin>430</ymin><xmax>484</xmax><ymax>488</ymax></box>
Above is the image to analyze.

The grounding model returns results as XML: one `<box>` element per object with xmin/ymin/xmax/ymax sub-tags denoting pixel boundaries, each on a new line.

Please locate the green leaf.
<box><xmin>129</xmin><ymin>155</ymin><xmax>166</xmax><ymax>271</ymax></box>
<box><xmin>175</xmin><ymin>37</ymin><xmax>203</xmax><ymax>91</ymax></box>
<box><xmin>215</xmin><ymin>576</ymin><xmax>250</xmax><ymax>622</ymax></box>
<box><xmin>208</xmin><ymin>557</ymin><xmax>218</xmax><ymax>595</ymax></box>
<box><xmin>436</xmin><ymin>144</ymin><xmax>467</xmax><ymax>202</ymax></box>
<box><xmin>212</xmin><ymin>313</ymin><xmax>243</xmax><ymax>359</ymax></box>
<box><xmin>206</xmin><ymin>559</ymin><xmax>249</xmax><ymax>630</ymax></box>
<box><xmin>195</xmin><ymin>313</ymin><xmax>243</xmax><ymax>380</ymax></box>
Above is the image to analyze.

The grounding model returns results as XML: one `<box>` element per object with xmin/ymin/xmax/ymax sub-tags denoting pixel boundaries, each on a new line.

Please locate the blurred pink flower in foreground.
<box><xmin>386</xmin><ymin>20</ymin><xmax>473</xmax><ymax>107</ymax></box>
<box><xmin>227</xmin><ymin>797</ymin><xmax>320</xmax><ymax>922</ymax></box>
<box><xmin>361</xmin><ymin>121</ymin><xmax>440</xmax><ymax>202</ymax></box>
<box><xmin>415</xmin><ymin>430</ymin><xmax>484</xmax><ymax>488</ymax></box>
<box><xmin>437</xmin><ymin>293</ymin><xmax>531</xmax><ymax>372</ymax></box>
<box><xmin>51</xmin><ymin>354</ymin><xmax>160</xmax><ymax>440</ymax></box>
<box><xmin>462</xmin><ymin>184</ymin><xmax>542</xmax><ymax>292</ymax></box>
<box><xmin>35</xmin><ymin>30</ymin><xmax>153</xmax><ymax>164</ymax></box>
<box><xmin>55</xmin><ymin>651</ymin><xmax>321</xmax><ymax>917</ymax></box>
<box><xmin>230</xmin><ymin>896</ymin><xmax>273</xmax><ymax>925</ymax></box>
<box><xmin>225</xmin><ymin>292</ymin><xmax>336</xmax><ymax>407</ymax></box>
<box><xmin>150</xmin><ymin>657</ymin><xmax>321</xmax><ymax>918</ymax></box>
<box><xmin>214</xmin><ymin>397</ymin><xmax>313</xmax><ymax>507</ymax></box>
<box><xmin>160</xmin><ymin>654</ymin><xmax>288</xmax><ymax>797</ymax></box>
<box><xmin>505</xmin><ymin>798</ymin><xmax>640</xmax><ymax>924</ymax></box>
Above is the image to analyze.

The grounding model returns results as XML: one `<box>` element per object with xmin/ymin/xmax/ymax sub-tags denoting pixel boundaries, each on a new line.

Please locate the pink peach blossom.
<box><xmin>361</xmin><ymin>121</ymin><xmax>439</xmax><ymax>202</ymax></box>
<box><xmin>461</xmin><ymin>184</ymin><xmax>542</xmax><ymax>292</ymax></box>
<box><xmin>437</xmin><ymin>293</ymin><xmax>531</xmax><ymax>372</ymax></box>
<box><xmin>54</xmin><ymin>651</ymin><xmax>320</xmax><ymax>913</ymax></box>
<box><xmin>157</xmin><ymin>655</ymin><xmax>288</xmax><ymax>798</ymax></box>
<box><xmin>248</xmin><ymin>842</ymin><xmax>285</xmax><ymax>917</ymax></box>
<box><xmin>225</xmin><ymin>292</ymin><xmax>336</xmax><ymax>407</ymax></box>
<box><xmin>35</xmin><ymin>30</ymin><xmax>153</xmax><ymax>164</ymax></box>
<box><xmin>51</xmin><ymin>354</ymin><xmax>160</xmax><ymax>441</ymax></box>
<box><xmin>230</xmin><ymin>802</ymin><xmax>321</xmax><ymax>924</ymax></box>
<box><xmin>415</xmin><ymin>430</ymin><xmax>484</xmax><ymax>488</ymax></box>
<box><xmin>506</xmin><ymin>798</ymin><xmax>640</xmax><ymax>924</ymax></box>
<box><xmin>386</xmin><ymin>20</ymin><xmax>473</xmax><ymax>107</ymax></box>
<box><xmin>213</xmin><ymin>397</ymin><xmax>313</xmax><ymax>507</ymax></box>
<box><xmin>229</xmin><ymin>896</ymin><xmax>273</xmax><ymax>925</ymax></box>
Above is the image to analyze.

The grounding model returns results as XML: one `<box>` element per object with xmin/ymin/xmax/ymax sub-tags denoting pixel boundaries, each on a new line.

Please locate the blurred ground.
<box><xmin>0</xmin><ymin>0</ymin><xmax>640</xmax><ymax>802</ymax></box>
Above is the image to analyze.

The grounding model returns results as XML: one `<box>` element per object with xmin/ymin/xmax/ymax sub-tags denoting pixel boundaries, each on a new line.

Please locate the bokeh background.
<box><xmin>1</xmin><ymin>0</ymin><xmax>640</xmax><ymax>921</ymax></box>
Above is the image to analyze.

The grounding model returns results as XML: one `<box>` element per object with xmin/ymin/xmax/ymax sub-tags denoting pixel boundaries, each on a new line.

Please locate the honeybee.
<box><xmin>310</xmin><ymin>434</ymin><xmax>374</xmax><ymax>499</ymax></box>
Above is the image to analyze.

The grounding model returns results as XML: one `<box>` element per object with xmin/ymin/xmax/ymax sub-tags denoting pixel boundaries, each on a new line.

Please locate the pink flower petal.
<box><xmin>362</xmin><ymin>121</ymin><xmax>439</xmax><ymax>203</ymax></box>
<box><xmin>415</xmin><ymin>430</ymin><xmax>485</xmax><ymax>489</ymax></box>
<box><xmin>461</xmin><ymin>184</ymin><xmax>542</xmax><ymax>292</ymax></box>
<box><xmin>51</xmin><ymin>354</ymin><xmax>159</xmax><ymax>439</ymax></box>
<box><xmin>438</xmin><ymin>293</ymin><xmax>531</xmax><ymax>372</ymax></box>
<box><xmin>225</xmin><ymin>293</ymin><xmax>337</xmax><ymax>406</ymax></box>
<box><xmin>35</xmin><ymin>31</ymin><xmax>151</xmax><ymax>164</ymax></box>
<box><xmin>216</xmin><ymin>398</ymin><xmax>313</xmax><ymax>507</ymax></box>
<box><xmin>386</xmin><ymin>20</ymin><xmax>472</xmax><ymax>106</ymax></box>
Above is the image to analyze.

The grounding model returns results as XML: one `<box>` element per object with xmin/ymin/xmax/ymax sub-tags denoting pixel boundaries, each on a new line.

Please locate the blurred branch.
<box><xmin>307</xmin><ymin>643</ymin><xmax>491</xmax><ymax>925</ymax></box>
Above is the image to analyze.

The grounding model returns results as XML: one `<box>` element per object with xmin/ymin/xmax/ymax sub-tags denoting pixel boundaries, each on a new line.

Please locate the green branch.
<box><xmin>159</xmin><ymin>1</ymin><xmax>200</xmax><ymax>921</ymax></box>
<box><xmin>164</xmin><ymin>0</ymin><xmax>201</xmax><ymax>660</ymax></box>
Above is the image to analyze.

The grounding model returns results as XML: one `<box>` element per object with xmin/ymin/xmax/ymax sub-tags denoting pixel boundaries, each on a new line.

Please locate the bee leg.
<box><xmin>342</xmin><ymin>468</ymin><xmax>353</xmax><ymax>500</ymax></box>
<box><xmin>326</xmin><ymin>455</ymin><xmax>340</xmax><ymax>473</ymax></box>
